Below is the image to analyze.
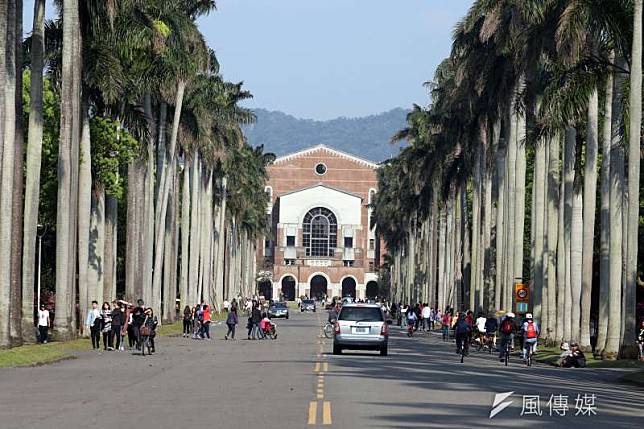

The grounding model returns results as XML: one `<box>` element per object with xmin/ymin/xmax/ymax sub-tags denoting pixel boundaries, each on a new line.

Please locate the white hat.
<box><xmin>526</xmin><ymin>313</ymin><xmax>533</xmax><ymax>319</ymax></box>
<box><xmin>506</xmin><ymin>312</ymin><xmax>515</xmax><ymax>318</ymax></box>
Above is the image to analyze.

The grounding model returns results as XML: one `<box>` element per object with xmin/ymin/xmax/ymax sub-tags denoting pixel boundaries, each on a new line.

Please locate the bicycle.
<box><xmin>525</xmin><ymin>341</ymin><xmax>536</xmax><ymax>367</ymax></box>
<box><xmin>484</xmin><ymin>333</ymin><xmax>495</xmax><ymax>354</ymax></box>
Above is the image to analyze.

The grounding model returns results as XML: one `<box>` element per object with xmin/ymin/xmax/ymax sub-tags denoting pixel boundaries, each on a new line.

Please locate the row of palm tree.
<box><xmin>0</xmin><ymin>0</ymin><xmax>272</xmax><ymax>347</ymax></box>
<box><xmin>373</xmin><ymin>0</ymin><xmax>642</xmax><ymax>359</ymax></box>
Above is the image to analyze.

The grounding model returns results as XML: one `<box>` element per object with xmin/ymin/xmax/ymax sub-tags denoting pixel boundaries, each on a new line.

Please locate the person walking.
<box><xmin>37</xmin><ymin>304</ymin><xmax>51</xmax><ymax>344</ymax></box>
<box><xmin>182</xmin><ymin>305</ymin><xmax>192</xmax><ymax>337</ymax></box>
<box><xmin>202</xmin><ymin>304</ymin><xmax>212</xmax><ymax>340</ymax></box>
<box><xmin>100</xmin><ymin>302</ymin><xmax>113</xmax><ymax>351</ymax></box>
<box><xmin>85</xmin><ymin>300</ymin><xmax>101</xmax><ymax>349</ymax></box>
<box><xmin>111</xmin><ymin>301</ymin><xmax>125</xmax><ymax>351</ymax></box>
<box><xmin>248</xmin><ymin>302</ymin><xmax>262</xmax><ymax>340</ymax></box>
<box><xmin>225</xmin><ymin>308</ymin><xmax>238</xmax><ymax>340</ymax></box>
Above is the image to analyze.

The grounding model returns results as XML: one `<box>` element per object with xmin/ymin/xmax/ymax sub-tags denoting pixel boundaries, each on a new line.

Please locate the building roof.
<box><xmin>272</xmin><ymin>144</ymin><xmax>379</xmax><ymax>168</ymax></box>
<box><xmin>278</xmin><ymin>182</ymin><xmax>364</xmax><ymax>201</ymax></box>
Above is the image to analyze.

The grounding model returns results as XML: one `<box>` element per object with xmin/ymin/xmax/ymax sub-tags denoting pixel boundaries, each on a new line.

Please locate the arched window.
<box><xmin>303</xmin><ymin>207</ymin><xmax>337</xmax><ymax>257</ymax></box>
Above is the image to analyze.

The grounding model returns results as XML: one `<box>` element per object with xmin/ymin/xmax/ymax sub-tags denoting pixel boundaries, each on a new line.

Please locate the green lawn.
<box><xmin>0</xmin><ymin>320</ymin><xmax>187</xmax><ymax>368</ymax></box>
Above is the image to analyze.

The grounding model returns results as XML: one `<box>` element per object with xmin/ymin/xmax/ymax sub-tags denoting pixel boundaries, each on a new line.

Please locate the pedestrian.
<box><xmin>126</xmin><ymin>304</ymin><xmax>137</xmax><ymax>349</ymax></box>
<box><xmin>111</xmin><ymin>301</ymin><xmax>125</xmax><ymax>351</ymax></box>
<box><xmin>100</xmin><ymin>302</ymin><xmax>114</xmax><ymax>351</ymax></box>
<box><xmin>131</xmin><ymin>299</ymin><xmax>146</xmax><ymax>350</ymax></box>
<box><xmin>400</xmin><ymin>304</ymin><xmax>408</xmax><ymax>327</ymax></box>
<box><xmin>85</xmin><ymin>300</ymin><xmax>101</xmax><ymax>349</ymax></box>
<box><xmin>248</xmin><ymin>302</ymin><xmax>262</xmax><ymax>340</ymax></box>
<box><xmin>182</xmin><ymin>305</ymin><xmax>192</xmax><ymax>337</ymax></box>
<box><xmin>422</xmin><ymin>304</ymin><xmax>431</xmax><ymax>331</ymax></box>
<box><xmin>193</xmin><ymin>304</ymin><xmax>204</xmax><ymax>339</ymax></box>
<box><xmin>225</xmin><ymin>307</ymin><xmax>238</xmax><ymax>340</ymax></box>
<box><xmin>37</xmin><ymin>304</ymin><xmax>50</xmax><ymax>344</ymax></box>
<box><xmin>202</xmin><ymin>304</ymin><xmax>212</xmax><ymax>340</ymax></box>
<box><xmin>143</xmin><ymin>307</ymin><xmax>159</xmax><ymax>354</ymax></box>
<box><xmin>441</xmin><ymin>310</ymin><xmax>451</xmax><ymax>341</ymax></box>
<box><xmin>223</xmin><ymin>299</ymin><xmax>230</xmax><ymax>312</ymax></box>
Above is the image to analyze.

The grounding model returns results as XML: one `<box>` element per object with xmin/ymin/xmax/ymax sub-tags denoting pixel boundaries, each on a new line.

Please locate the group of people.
<box><xmin>181</xmin><ymin>302</ymin><xmax>215</xmax><ymax>340</ymax></box>
<box><xmin>390</xmin><ymin>303</ymin><xmax>441</xmax><ymax>331</ymax></box>
<box><xmin>85</xmin><ymin>299</ymin><xmax>158</xmax><ymax>354</ymax></box>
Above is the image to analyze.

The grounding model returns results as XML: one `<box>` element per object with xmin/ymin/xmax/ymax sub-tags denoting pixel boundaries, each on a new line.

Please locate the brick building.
<box><xmin>256</xmin><ymin>145</ymin><xmax>384</xmax><ymax>301</ymax></box>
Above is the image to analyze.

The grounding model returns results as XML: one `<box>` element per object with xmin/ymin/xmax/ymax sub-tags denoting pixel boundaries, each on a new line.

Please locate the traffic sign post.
<box><xmin>514</xmin><ymin>283</ymin><xmax>529</xmax><ymax>315</ymax></box>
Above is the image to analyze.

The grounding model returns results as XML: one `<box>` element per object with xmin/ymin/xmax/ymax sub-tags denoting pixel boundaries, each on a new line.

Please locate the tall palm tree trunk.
<box><xmin>580</xmin><ymin>87</ymin><xmax>599</xmax><ymax>350</ymax></box>
<box><xmin>532</xmin><ymin>139</ymin><xmax>547</xmax><ymax>322</ymax></box>
<box><xmin>125</xmin><ymin>162</ymin><xmax>143</xmax><ymax>300</ymax></box>
<box><xmin>513</xmin><ymin>113</ymin><xmax>527</xmax><ymax>288</ymax></box>
<box><xmin>0</xmin><ymin>0</ymin><xmax>18</xmax><ymax>347</ymax></box>
<box><xmin>54</xmin><ymin>0</ymin><xmax>81</xmax><ymax>341</ymax></box>
<box><xmin>563</xmin><ymin>127</ymin><xmax>576</xmax><ymax>341</ymax></box>
<box><xmin>504</xmin><ymin>109</ymin><xmax>517</xmax><ymax>310</ymax></box>
<box><xmin>556</xmin><ymin>140</ymin><xmax>567</xmax><ymax>342</ymax></box>
<box><xmin>77</xmin><ymin>100</ymin><xmax>92</xmax><ymax>335</ymax></box>
<box><xmin>495</xmin><ymin>139</ymin><xmax>506</xmax><ymax>311</ymax></box>
<box><xmin>545</xmin><ymin>135</ymin><xmax>560</xmax><ymax>342</ymax></box>
<box><xmin>179</xmin><ymin>161</ymin><xmax>190</xmax><ymax>307</ymax></box>
<box><xmin>88</xmin><ymin>186</ymin><xmax>105</xmax><ymax>308</ymax></box>
<box><xmin>605</xmin><ymin>61</ymin><xmax>627</xmax><ymax>358</ymax></box>
<box><xmin>597</xmin><ymin>59</ymin><xmax>615</xmax><ymax>353</ymax></box>
<box><xmin>104</xmin><ymin>195</ymin><xmax>117</xmax><ymax>302</ymax></box>
<box><xmin>470</xmin><ymin>144</ymin><xmax>481</xmax><ymax>310</ymax></box>
<box><xmin>188</xmin><ymin>154</ymin><xmax>201</xmax><ymax>305</ymax></box>
<box><xmin>9</xmin><ymin>0</ymin><xmax>24</xmax><ymax>345</ymax></box>
<box><xmin>624</xmin><ymin>0</ymin><xmax>642</xmax><ymax>353</ymax></box>
<box><xmin>571</xmin><ymin>185</ymin><xmax>583</xmax><ymax>342</ymax></box>
<box><xmin>152</xmin><ymin>81</ymin><xmax>185</xmax><ymax>313</ymax></box>
<box><xmin>21</xmin><ymin>0</ymin><xmax>46</xmax><ymax>340</ymax></box>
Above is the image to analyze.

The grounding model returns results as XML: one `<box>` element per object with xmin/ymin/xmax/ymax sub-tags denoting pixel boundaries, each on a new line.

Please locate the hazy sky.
<box><xmin>24</xmin><ymin>0</ymin><xmax>473</xmax><ymax>120</ymax></box>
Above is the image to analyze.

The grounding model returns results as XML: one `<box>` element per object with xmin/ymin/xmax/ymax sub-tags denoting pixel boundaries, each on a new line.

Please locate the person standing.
<box><xmin>422</xmin><ymin>304</ymin><xmax>431</xmax><ymax>331</ymax></box>
<box><xmin>111</xmin><ymin>301</ymin><xmax>125</xmax><ymax>351</ymax></box>
<box><xmin>85</xmin><ymin>300</ymin><xmax>101</xmax><ymax>349</ymax></box>
<box><xmin>182</xmin><ymin>305</ymin><xmax>192</xmax><ymax>337</ymax></box>
<box><xmin>248</xmin><ymin>302</ymin><xmax>262</xmax><ymax>340</ymax></box>
<box><xmin>225</xmin><ymin>308</ymin><xmax>238</xmax><ymax>340</ymax></box>
<box><xmin>100</xmin><ymin>302</ymin><xmax>113</xmax><ymax>351</ymax></box>
<box><xmin>131</xmin><ymin>299</ymin><xmax>146</xmax><ymax>349</ymax></box>
<box><xmin>37</xmin><ymin>304</ymin><xmax>51</xmax><ymax>344</ymax></box>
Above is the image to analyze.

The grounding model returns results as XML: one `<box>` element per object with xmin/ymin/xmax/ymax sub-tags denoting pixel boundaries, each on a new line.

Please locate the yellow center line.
<box><xmin>322</xmin><ymin>401</ymin><xmax>332</xmax><ymax>425</ymax></box>
<box><xmin>323</xmin><ymin>362</ymin><xmax>328</xmax><ymax>372</ymax></box>
<box><xmin>314</xmin><ymin>362</ymin><xmax>320</xmax><ymax>372</ymax></box>
<box><xmin>307</xmin><ymin>401</ymin><xmax>318</xmax><ymax>425</ymax></box>
<box><xmin>317</xmin><ymin>393</ymin><xmax>324</xmax><ymax>399</ymax></box>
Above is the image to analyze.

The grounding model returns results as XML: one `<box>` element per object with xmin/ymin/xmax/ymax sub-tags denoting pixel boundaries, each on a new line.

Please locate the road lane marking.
<box><xmin>323</xmin><ymin>362</ymin><xmax>328</xmax><ymax>372</ymax></box>
<box><xmin>317</xmin><ymin>393</ymin><xmax>324</xmax><ymax>399</ymax></box>
<box><xmin>315</xmin><ymin>362</ymin><xmax>320</xmax><ymax>372</ymax></box>
<box><xmin>323</xmin><ymin>401</ymin><xmax>332</xmax><ymax>425</ymax></box>
<box><xmin>308</xmin><ymin>401</ymin><xmax>317</xmax><ymax>425</ymax></box>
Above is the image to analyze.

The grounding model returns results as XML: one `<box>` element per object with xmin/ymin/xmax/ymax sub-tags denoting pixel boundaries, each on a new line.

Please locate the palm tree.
<box><xmin>624</xmin><ymin>0</ymin><xmax>642</xmax><ymax>354</ymax></box>
<box><xmin>1</xmin><ymin>0</ymin><xmax>19</xmax><ymax>347</ymax></box>
<box><xmin>21</xmin><ymin>0</ymin><xmax>46</xmax><ymax>341</ymax></box>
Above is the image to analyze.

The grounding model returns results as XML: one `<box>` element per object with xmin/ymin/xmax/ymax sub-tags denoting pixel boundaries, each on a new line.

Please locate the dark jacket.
<box><xmin>226</xmin><ymin>311</ymin><xmax>238</xmax><ymax>325</ymax></box>
<box><xmin>454</xmin><ymin>319</ymin><xmax>471</xmax><ymax>334</ymax></box>
<box><xmin>111</xmin><ymin>308</ymin><xmax>125</xmax><ymax>327</ymax></box>
<box><xmin>251</xmin><ymin>308</ymin><xmax>262</xmax><ymax>323</ymax></box>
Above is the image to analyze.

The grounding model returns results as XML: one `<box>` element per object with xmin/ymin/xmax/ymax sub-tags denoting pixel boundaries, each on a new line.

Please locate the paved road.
<box><xmin>0</xmin><ymin>311</ymin><xmax>642</xmax><ymax>428</ymax></box>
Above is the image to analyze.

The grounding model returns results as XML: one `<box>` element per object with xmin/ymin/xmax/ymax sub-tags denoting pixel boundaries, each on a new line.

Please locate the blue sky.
<box><xmin>24</xmin><ymin>0</ymin><xmax>473</xmax><ymax>120</ymax></box>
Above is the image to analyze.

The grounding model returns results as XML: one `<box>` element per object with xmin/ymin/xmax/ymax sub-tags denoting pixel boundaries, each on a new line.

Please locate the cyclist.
<box><xmin>454</xmin><ymin>313</ymin><xmax>472</xmax><ymax>355</ymax></box>
<box><xmin>475</xmin><ymin>312</ymin><xmax>487</xmax><ymax>348</ymax></box>
<box><xmin>484</xmin><ymin>313</ymin><xmax>499</xmax><ymax>349</ymax></box>
<box><xmin>521</xmin><ymin>313</ymin><xmax>539</xmax><ymax>362</ymax></box>
<box><xmin>638</xmin><ymin>320</ymin><xmax>644</xmax><ymax>361</ymax></box>
<box><xmin>498</xmin><ymin>312</ymin><xmax>515</xmax><ymax>362</ymax></box>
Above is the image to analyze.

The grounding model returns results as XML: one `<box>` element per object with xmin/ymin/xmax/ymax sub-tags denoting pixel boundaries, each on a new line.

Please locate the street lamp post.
<box><xmin>36</xmin><ymin>224</ymin><xmax>48</xmax><ymax>311</ymax></box>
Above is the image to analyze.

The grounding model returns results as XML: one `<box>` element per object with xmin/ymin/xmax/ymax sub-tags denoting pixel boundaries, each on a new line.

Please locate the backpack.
<box><xmin>526</xmin><ymin>321</ymin><xmax>537</xmax><ymax>338</ymax></box>
<box><xmin>501</xmin><ymin>319</ymin><xmax>513</xmax><ymax>334</ymax></box>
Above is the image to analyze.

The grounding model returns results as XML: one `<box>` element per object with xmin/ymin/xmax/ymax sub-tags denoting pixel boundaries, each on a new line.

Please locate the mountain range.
<box><xmin>243</xmin><ymin>108</ymin><xmax>409</xmax><ymax>163</ymax></box>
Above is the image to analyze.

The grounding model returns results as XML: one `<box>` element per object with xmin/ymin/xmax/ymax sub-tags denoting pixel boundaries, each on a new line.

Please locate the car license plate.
<box><xmin>353</xmin><ymin>327</ymin><xmax>369</xmax><ymax>334</ymax></box>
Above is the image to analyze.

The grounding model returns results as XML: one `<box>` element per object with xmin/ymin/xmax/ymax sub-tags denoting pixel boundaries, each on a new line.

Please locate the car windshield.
<box><xmin>303</xmin><ymin>300</ymin><xmax>314</xmax><ymax>305</ymax></box>
<box><xmin>338</xmin><ymin>307</ymin><xmax>383</xmax><ymax>322</ymax></box>
<box><xmin>272</xmin><ymin>303</ymin><xmax>287</xmax><ymax>309</ymax></box>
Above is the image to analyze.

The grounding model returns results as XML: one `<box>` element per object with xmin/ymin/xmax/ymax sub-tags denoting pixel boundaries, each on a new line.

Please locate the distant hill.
<box><xmin>243</xmin><ymin>108</ymin><xmax>409</xmax><ymax>163</ymax></box>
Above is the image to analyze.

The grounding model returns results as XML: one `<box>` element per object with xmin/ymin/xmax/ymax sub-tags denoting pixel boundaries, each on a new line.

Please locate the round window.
<box><xmin>315</xmin><ymin>163</ymin><xmax>327</xmax><ymax>175</ymax></box>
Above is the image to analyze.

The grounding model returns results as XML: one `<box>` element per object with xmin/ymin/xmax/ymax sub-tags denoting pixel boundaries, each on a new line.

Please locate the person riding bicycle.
<box><xmin>328</xmin><ymin>306</ymin><xmax>338</xmax><ymax>324</ymax></box>
<box><xmin>475</xmin><ymin>312</ymin><xmax>487</xmax><ymax>347</ymax></box>
<box><xmin>484</xmin><ymin>313</ymin><xmax>498</xmax><ymax>348</ymax></box>
<box><xmin>454</xmin><ymin>313</ymin><xmax>472</xmax><ymax>355</ymax></box>
<box><xmin>498</xmin><ymin>312</ymin><xmax>515</xmax><ymax>362</ymax></box>
<box><xmin>521</xmin><ymin>313</ymin><xmax>539</xmax><ymax>361</ymax></box>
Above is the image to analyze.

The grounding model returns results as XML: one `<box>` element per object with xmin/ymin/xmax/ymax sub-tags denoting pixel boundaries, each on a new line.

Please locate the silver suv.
<box><xmin>333</xmin><ymin>303</ymin><xmax>388</xmax><ymax>356</ymax></box>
